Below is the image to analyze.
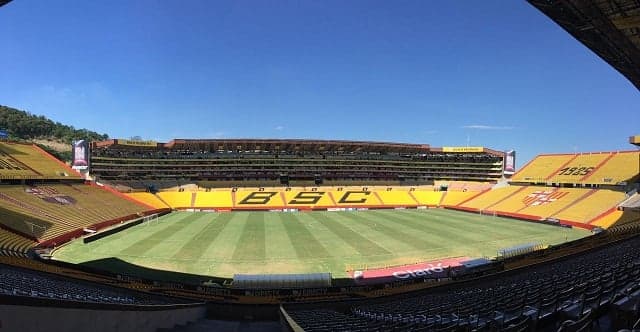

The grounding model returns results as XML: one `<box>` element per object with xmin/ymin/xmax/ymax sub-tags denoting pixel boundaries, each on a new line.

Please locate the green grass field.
<box><xmin>53</xmin><ymin>209</ymin><xmax>590</xmax><ymax>279</ymax></box>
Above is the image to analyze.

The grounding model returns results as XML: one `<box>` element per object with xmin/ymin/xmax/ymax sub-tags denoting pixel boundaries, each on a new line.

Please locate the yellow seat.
<box><xmin>0</xmin><ymin>142</ymin><xmax>81</xmax><ymax>180</ymax></box>
<box><xmin>511</xmin><ymin>155</ymin><xmax>575</xmax><ymax>183</ymax></box>
<box><xmin>156</xmin><ymin>192</ymin><xmax>194</xmax><ymax>208</ymax></box>
<box><xmin>582</xmin><ymin>151</ymin><xmax>639</xmax><ymax>185</ymax></box>
<box><xmin>126</xmin><ymin>192</ymin><xmax>171</xmax><ymax>209</ymax></box>
<box><xmin>460</xmin><ymin>186</ymin><xmax>525</xmax><ymax>210</ymax></box>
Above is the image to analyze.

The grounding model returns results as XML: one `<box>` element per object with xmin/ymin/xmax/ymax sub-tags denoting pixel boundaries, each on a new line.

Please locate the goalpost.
<box><xmin>26</xmin><ymin>222</ymin><xmax>47</xmax><ymax>236</ymax></box>
<box><xmin>479</xmin><ymin>210</ymin><xmax>497</xmax><ymax>217</ymax></box>
<box><xmin>144</xmin><ymin>214</ymin><xmax>160</xmax><ymax>226</ymax></box>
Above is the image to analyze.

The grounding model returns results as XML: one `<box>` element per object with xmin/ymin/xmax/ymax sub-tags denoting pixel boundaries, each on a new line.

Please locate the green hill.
<box><xmin>0</xmin><ymin>104</ymin><xmax>109</xmax><ymax>161</ymax></box>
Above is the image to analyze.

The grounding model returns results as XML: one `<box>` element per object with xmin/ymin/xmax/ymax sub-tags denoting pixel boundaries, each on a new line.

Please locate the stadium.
<box><xmin>1</xmin><ymin>1</ymin><xmax>640</xmax><ymax>332</ymax></box>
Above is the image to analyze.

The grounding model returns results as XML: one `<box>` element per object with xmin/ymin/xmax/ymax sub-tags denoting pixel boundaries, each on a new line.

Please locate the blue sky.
<box><xmin>0</xmin><ymin>0</ymin><xmax>638</xmax><ymax>166</ymax></box>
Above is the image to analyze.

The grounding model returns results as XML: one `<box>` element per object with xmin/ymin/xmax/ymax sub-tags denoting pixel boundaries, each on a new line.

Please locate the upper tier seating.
<box><xmin>585</xmin><ymin>151</ymin><xmax>640</xmax><ymax>185</ymax></box>
<box><xmin>545</xmin><ymin>153</ymin><xmax>611</xmax><ymax>184</ymax></box>
<box><xmin>511</xmin><ymin>154</ymin><xmax>576</xmax><ymax>183</ymax></box>
<box><xmin>0</xmin><ymin>142</ymin><xmax>81</xmax><ymax>180</ymax></box>
<box><xmin>511</xmin><ymin>151</ymin><xmax>640</xmax><ymax>185</ymax></box>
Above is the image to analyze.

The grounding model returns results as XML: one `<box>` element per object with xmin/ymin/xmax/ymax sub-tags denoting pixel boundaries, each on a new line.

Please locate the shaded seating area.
<box><xmin>0</xmin><ymin>184</ymin><xmax>152</xmax><ymax>242</ymax></box>
<box><xmin>0</xmin><ymin>228</ymin><xmax>36</xmax><ymax>257</ymax></box>
<box><xmin>0</xmin><ymin>263</ymin><xmax>189</xmax><ymax>305</ymax></box>
<box><xmin>286</xmin><ymin>235</ymin><xmax>640</xmax><ymax>331</ymax></box>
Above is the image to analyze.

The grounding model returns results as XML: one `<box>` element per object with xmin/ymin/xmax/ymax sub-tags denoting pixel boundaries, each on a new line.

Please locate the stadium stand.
<box><xmin>439</xmin><ymin>181</ymin><xmax>493</xmax><ymax>192</ymax></box>
<box><xmin>90</xmin><ymin>139</ymin><xmax>506</xmax><ymax>185</ymax></box>
<box><xmin>510</xmin><ymin>154</ymin><xmax>576</xmax><ymax>183</ymax></box>
<box><xmin>0</xmin><ymin>263</ymin><xmax>174</xmax><ymax>305</ymax></box>
<box><xmin>0</xmin><ymin>136</ymin><xmax>638</xmax><ymax>328</ymax></box>
<box><xmin>193</xmin><ymin>191</ymin><xmax>234</xmax><ymax>209</ymax></box>
<box><xmin>234</xmin><ymin>188</ymin><xmax>288</xmax><ymax>208</ymax></box>
<box><xmin>409</xmin><ymin>190</ymin><xmax>443</xmax><ymax>207</ymax></box>
<box><xmin>440</xmin><ymin>191</ymin><xmax>483</xmax><ymax>207</ymax></box>
<box><xmin>457</xmin><ymin>186</ymin><xmax>627</xmax><ymax>229</ymax></box>
<box><xmin>492</xmin><ymin>187</ymin><xmax>581</xmax><ymax>214</ymax></box>
<box><xmin>458</xmin><ymin>186</ymin><xmax>525</xmax><ymax>211</ymax></box>
<box><xmin>0</xmin><ymin>151</ymin><xmax>41</xmax><ymax>179</ymax></box>
<box><xmin>545</xmin><ymin>153</ymin><xmax>613</xmax><ymax>184</ymax></box>
<box><xmin>552</xmin><ymin>189</ymin><xmax>627</xmax><ymax>224</ymax></box>
<box><xmin>285</xmin><ymin>234</ymin><xmax>640</xmax><ymax>331</ymax></box>
<box><xmin>584</xmin><ymin>151</ymin><xmax>640</xmax><ymax>185</ymax></box>
<box><xmin>591</xmin><ymin>210</ymin><xmax>635</xmax><ymax>229</ymax></box>
<box><xmin>281</xmin><ymin>188</ymin><xmax>337</xmax><ymax>208</ymax></box>
<box><xmin>511</xmin><ymin>151</ymin><xmax>640</xmax><ymax>185</ymax></box>
<box><xmin>0</xmin><ymin>142</ymin><xmax>81</xmax><ymax>180</ymax></box>
<box><xmin>124</xmin><ymin>192</ymin><xmax>171</xmax><ymax>209</ymax></box>
<box><xmin>0</xmin><ymin>184</ymin><xmax>152</xmax><ymax>241</ymax></box>
<box><xmin>129</xmin><ymin>186</ymin><xmax>455</xmax><ymax>210</ymax></box>
<box><xmin>156</xmin><ymin>191</ymin><xmax>194</xmax><ymax>209</ymax></box>
<box><xmin>123</xmin><ymin>184</ymin><xmax>631</xmax><ymax>232</ymax></box>
<box><xmin>0</xmin><ymin>202</ymin><xmax>53</xmax><ymax>239</ymax></box>
<box><xmin>0</xmin><ymin>262</ymin><xmax>207</xmax><ymax>332</ymax></box>
<box><xmin>374</xmin><ymin>190</ymin><xmax>419</xmax><ymax>206</ymax></box>
<box><xmin>0</xmin><ymin>228</ymin><xmax>36</xmax><ymax>257</ymax></box>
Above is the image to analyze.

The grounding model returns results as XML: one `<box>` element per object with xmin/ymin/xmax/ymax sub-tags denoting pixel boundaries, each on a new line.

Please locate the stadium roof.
<box><xmin>528</xmin><ymin>0</ymin><xmax>640</xmax><ymax>91</ymax></box>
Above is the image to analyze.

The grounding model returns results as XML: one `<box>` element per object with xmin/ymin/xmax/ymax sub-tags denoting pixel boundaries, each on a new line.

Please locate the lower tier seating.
<box><xmin>287</xmin><ymin>234</ymin><xmax>640</xmax><ymax>331</ymax></box>
<box><xmin>0</xmin><ymin>184</ymin><xmax>151</xmax><ymax>241</ymax></box>
<box><xmin>0</xmin><ymin>228</ymin><xmax>35</xmax><ymax>257</ymax></box>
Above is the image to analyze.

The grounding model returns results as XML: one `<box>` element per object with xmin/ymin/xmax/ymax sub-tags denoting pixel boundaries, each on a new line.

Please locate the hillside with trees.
<box><xmin>0</xmin><ymin>104</ymin><xmax>109</xmax><ymax>161</ymax></box>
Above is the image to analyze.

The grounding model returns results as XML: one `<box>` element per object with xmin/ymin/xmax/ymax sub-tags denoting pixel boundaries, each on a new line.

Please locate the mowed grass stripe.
<box><xmin>232</xmin><ymin>212</ymin><xmax>266</xmax><ymax>261</ymax></box>
<box><xmin>84</xmin><ymin>212</ymin><xmax>188</xmax><ymax>253</ymax></box>
<box><xmin>120</xmin><ymin>212</ymin><xmax>205</xmax><ymax>257</ymax></box>
<box><xmin>339</xmin><ymin>212</ymin><xmax>439</xmax><ymax>250</ymax></box>
<box><xmin>322</xmin><ymin>212</ymin><xmax>417</xmax><ymax>254</ymax></box>
<box><xmin>280</xmin><ymin>213</ymin><xmax>331</xmax><ymax>259</ymax></box>
<box><xmin>367</xmin><ymin>209</ymin><xmax>473</xmax><ymax>245</ymax></box>
<box><xmin>382</xmin><ymin>209</ymin><xmax>508</xmax><ymax>238</ymax></box>
<box><xmin>294</xmin><ymin>213</ymin><xmax>365</xmax><ymax>260</ymax></box>
<box><xmin>262</xmin><ymin>213</ymin><xmax>298</xmax><ymax>260</ymax></box>
<box><xmin>388</xmin><ymin>210</ymin><xmax>484</xmax><ymax>244</ymax></box>
<box><xmin>308</xmin><ymin>212</ymin><xmax>390</xmax><ymax>256</ymax></box>
<box><xmin>52</xmin><ymin>209</ymin><xmax>590</xmax><ymax>279</ymax></box>
<box><xmin>418</xmin><ymin>209</ymin><xmax>564</xmax><ymax>242</ymax></box>
<box><xmin>426</xmin><ymin>208</ymin><xmax>549</xmax><ymax>235</ymax></box>
<box><xmin>434</xmin><ymin>208</ymin><xmax>561</xmax><ymax>234</ymax></box>
<box><xmin>171</xmin><ymin>213</ymin><xmax>234</xmax><ymax>261</ymax></box>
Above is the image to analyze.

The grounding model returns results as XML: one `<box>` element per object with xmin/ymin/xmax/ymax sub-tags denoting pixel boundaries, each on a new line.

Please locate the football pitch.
<box><xmin>53</xmin><ymin>209</ymin><xmax>590</xmax><ymax>279</ymax></box>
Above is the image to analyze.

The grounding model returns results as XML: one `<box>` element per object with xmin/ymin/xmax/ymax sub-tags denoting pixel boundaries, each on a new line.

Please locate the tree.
<box><xmin>0</xmin><ymin>105</ymin><xmax>109</xmax><ymax>142</ymax></box>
